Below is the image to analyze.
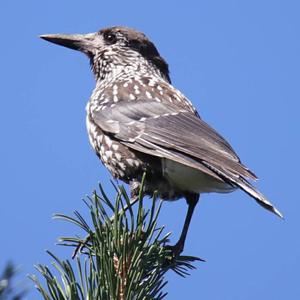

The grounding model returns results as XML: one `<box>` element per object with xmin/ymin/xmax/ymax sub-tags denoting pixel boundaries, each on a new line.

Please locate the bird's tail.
<box><xmin>236</xmin><ymin>177</ymin><xmax>283</xmax><ymax>218</ymax></box>
<box><xmin>201</xmin><ymin>161</ymin><xmax>283</xmax><ymax>218</ymax></box>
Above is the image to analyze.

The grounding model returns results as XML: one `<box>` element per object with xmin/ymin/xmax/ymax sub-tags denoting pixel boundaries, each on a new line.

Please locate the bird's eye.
<box><xmin>104</xmin><ymin>32</ymin><xmax>117</xmax><ymax>44</ymax></box>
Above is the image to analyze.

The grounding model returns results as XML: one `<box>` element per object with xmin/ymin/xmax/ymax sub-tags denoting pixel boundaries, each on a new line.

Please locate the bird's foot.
<box><xmin>164</xmin><ymin>242</ymin><xmax>205</xmax><ymax>260</ymax></box>
<box><xmin>165</xmin><ymin>242</ymin><xmax>184</xmax><ymax>258</ymax></box>
<box><xmin>163</xmin><ymin>243</ymin><xmax>205</xmax><ymax>272</ymax></box>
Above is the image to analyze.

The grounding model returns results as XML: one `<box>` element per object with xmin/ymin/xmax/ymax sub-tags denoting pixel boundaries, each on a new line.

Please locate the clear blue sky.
<box><xmin>0</xmin><ymin>0</ymin><xmax>299</xmax><ymax>299</ymax></box>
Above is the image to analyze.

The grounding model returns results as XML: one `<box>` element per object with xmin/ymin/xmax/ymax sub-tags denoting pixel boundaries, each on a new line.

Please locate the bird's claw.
<box><xmin>164</xmin><ymin>243</ymin><xmax>184</xmax><ymax>258</ymax></box>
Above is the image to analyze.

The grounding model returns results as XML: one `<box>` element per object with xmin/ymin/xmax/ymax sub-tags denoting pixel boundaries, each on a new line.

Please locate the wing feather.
<box><xmin>90</xmin><ymin>99</ymin><xmax>282</xmax><ymax>217</ymax></box>
<box><xmin>92</xmin><ymin>100</ymin><xmax>255</xmax><ymax>179</ymax></box>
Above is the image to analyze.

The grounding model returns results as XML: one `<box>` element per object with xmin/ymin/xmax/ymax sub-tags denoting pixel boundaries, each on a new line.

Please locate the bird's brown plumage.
<box><xmin>40</xmin><ymin>26</ymin><xmax>283</xmax><ymax>255</ymax></box>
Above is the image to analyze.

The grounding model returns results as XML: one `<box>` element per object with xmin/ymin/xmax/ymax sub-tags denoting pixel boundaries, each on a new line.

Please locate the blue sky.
<box><xmin>0</xmin><ymin>0</ymin><xmax>299</xmax><ymax>299</ymax></box>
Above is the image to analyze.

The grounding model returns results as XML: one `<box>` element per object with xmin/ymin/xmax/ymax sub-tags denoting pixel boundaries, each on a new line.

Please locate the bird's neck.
<box><xmin>91</xmin><ymin>50</ymin><xmax>168</xmax><ymax>84</ymax></box>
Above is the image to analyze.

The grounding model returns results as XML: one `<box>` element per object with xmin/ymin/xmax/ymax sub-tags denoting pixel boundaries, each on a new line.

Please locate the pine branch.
<box><xmin>30</xmin><ymin>179</ymin><xmax>201</xmax><ymax>299</ymax></box>
<box><xmin>0</xmin><ymin>262</ymin><xmax>27</xmax><ymax>300</ymax></box>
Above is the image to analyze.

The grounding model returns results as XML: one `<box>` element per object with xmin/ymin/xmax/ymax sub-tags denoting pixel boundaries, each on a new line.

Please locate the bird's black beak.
<box><xmin>40</xmin><ymin>32</ymin><xmax>98</xmax><ymax>55</ymax></box>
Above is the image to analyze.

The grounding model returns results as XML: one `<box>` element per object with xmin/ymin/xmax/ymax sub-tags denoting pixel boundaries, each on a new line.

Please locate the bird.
<box><xmin>40</xmin><ymin>26</ymin><xmax>282</xmax><ymax>256</ymax></box>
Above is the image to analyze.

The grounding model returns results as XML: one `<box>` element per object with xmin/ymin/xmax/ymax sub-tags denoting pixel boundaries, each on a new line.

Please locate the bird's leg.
<box><xmin>169</xmin><ymin>194</ymin><xmax>199</xmax><ymax>257</ymax></box>
<box><xmin>130</xmin><ymin>180</ymin><xmax>141</xmax><ymax>202</ymax></box>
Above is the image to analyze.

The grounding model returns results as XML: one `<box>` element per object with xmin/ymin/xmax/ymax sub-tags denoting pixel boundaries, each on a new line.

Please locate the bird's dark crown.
<box><xmin>96</xmin><ymin>26</ymin><xmax>170</xmax><ymax>82</ymax></box>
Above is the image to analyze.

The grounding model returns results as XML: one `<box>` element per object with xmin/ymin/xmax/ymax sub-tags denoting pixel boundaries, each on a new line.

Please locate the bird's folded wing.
<box><xmin>91</xmin><ymin>99</ymin><xmax>283</xmax><ymax>217</ymax></box>
<box><xmin>92</xmin><ymin>100</ymin><xmax>256</xmax><ymax>181</ymax></box>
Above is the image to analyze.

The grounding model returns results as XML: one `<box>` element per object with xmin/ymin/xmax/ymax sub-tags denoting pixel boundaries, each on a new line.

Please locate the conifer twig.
<box><xmin>30</xmin><ymin>180</ymin><xmax>202</xmax><ymax>299</ymax></box>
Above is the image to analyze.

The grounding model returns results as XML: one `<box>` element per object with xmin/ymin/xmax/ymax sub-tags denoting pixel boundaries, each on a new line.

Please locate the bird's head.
<box><xmin>40</xmin><ymin>26</ymin><xmax>170</xmax><ymax>82</ymax></box>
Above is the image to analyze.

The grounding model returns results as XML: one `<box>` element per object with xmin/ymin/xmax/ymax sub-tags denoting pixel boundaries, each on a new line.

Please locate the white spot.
<box><xmin>106</xmin><ymin>150</ymin><xmax>113</xmax><ymax>158</ymax></box>
<box><xmin>112</xmin><ymin>144</ymin><xmax>119</xmax><ymax>151</ymax></box>
<box><xmin>139</xmin><ymin>117</ymin><xmax>146</xmax><ymax>122</ymax></box>
<box><xmin>115</xmin><ymin>153</ymin><xmax>122</xmax><ymax>161</ymax></box>
<box><xmin>157</xmin><ymin>85</ymin><xmax>163</xmax><ymax>91</ymax></box>
<box><xmin>100</xmin><ymin>145</ymin><xmax>105</xmax><ymax>153</ymax></box>
<box><xmin>123</xmin><ymin>82</ymin><xmax>129</xmax><ymax>88</ymax></box>
<box><xmin>148</xmin><ymin>78</ymin><xmax>157</xmax><ymax>87</ymax></box>
<box><xmin>126</xmin><ymin>158</ymin><xmax>135</xmax><ymax>166</ymax></box>
<box><xmin>113</xmin><ymin>95</ymin><xmax>118</xmax><ymax>102</ymax></box>
<box><xmin>129</xmin><ymin>94</ymin><xmax>136</xmax><ymax>100</ymax></box>
<box><xmin>102</xmin><ymin>155</ymin><xmax>108</xmax><ymax>163</ymax></box>
<box><xmin>113</xmin><ymin>85</ymin><xmax>118</xmax><ymax>96</ymax></box>
<box><xmin>118</xmin><ymin>162</ymin><xmax>126</xmax><ymax>170</ymax></box>
<box><xmin>155</xmin><ymin>96</ymin><xmax>161</xmax><ymax>102</ymax></box>
<box><xmin>118</xmin><ymin>170</ymin><xmax>125</xmax><ymax>177</ymax></box>
<box><xmin>104</xmin><ymin>136</ymin><xmax>113</xmax><ymax>147</ymax></box>
<box><xmin>145</xmin><ymin>91</ymin><xmax>152</xmax><ymax>99</ymax></box>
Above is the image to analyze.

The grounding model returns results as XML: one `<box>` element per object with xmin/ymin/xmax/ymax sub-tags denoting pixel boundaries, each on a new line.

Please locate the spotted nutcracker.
<box><xmin>40</xmin><ymin>26</ymin><xmax>282</xmax><ymax>255</ymax></box>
